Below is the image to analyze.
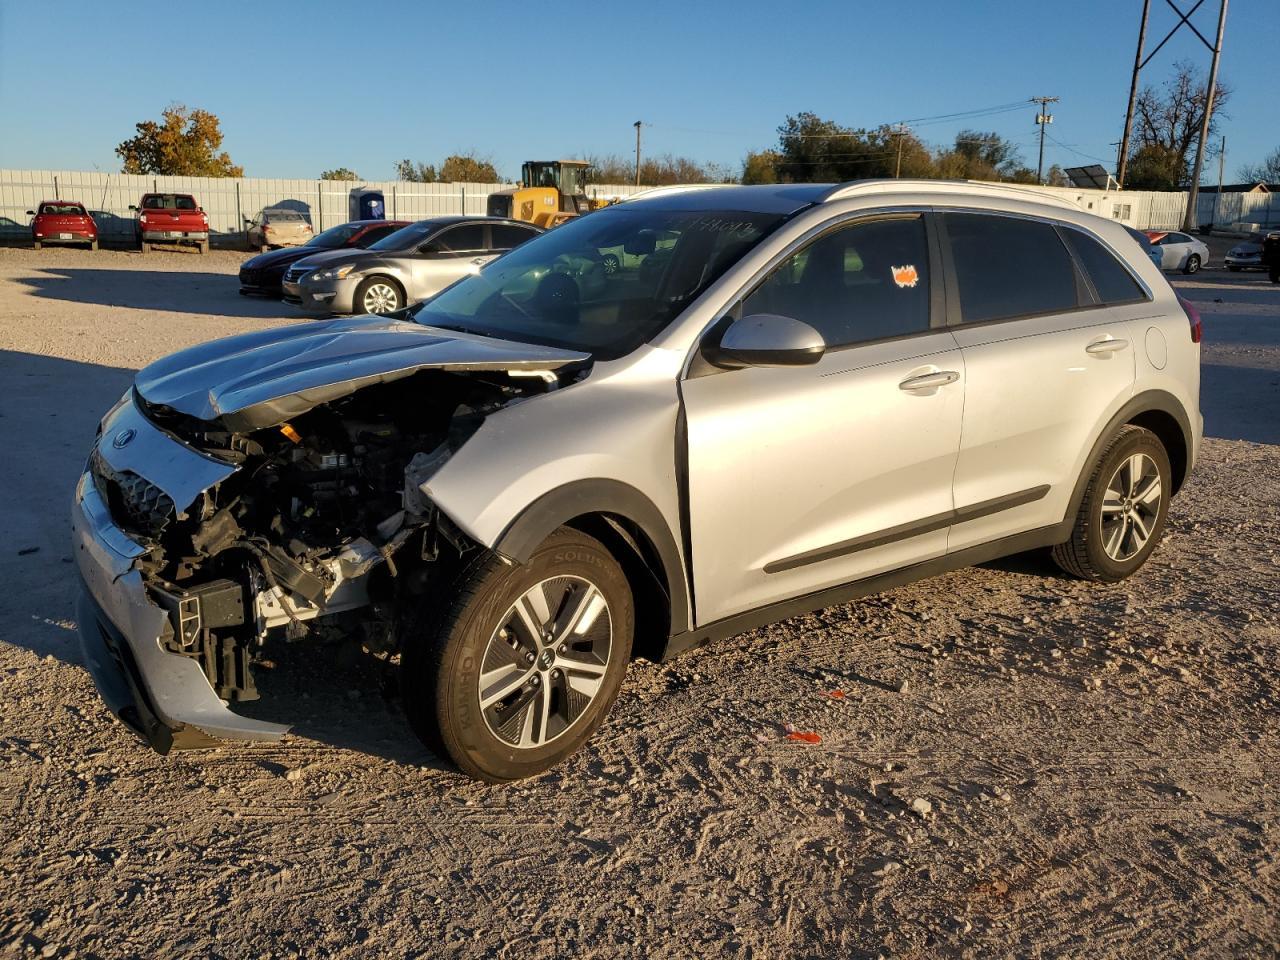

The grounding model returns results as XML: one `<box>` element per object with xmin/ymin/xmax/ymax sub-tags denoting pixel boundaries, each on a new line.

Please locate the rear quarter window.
<box><xmin>1061</xmin><ymin>228</ymin><xmax>1148</xmax><ymax>305</ymax></box>
<box><xmin>945</xmin><ymin>213</ymin><xmax>1079</xmax><ymax>323</ymax></box>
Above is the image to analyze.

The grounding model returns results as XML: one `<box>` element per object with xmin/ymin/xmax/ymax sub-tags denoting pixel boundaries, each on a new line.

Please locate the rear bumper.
<box><xmin>71</xmin><ymin>469</ymin><xmax>289</xmax><ymax>752</ymax></box>
<box><xmin>141</xmin><ymin>230</ymin><xmax>208</xmax><ymax>242</ymax></box>
<box><xmin>33</xmin><ymin>232</ymin><xmax>95</xmax><ymax>243</ymax></box>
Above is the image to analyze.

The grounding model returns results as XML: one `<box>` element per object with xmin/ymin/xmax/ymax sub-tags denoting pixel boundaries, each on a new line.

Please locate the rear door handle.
<box><xmin>898</xmin><ymin>370</ymin><xmax>960</xmax><ymax>391</ymax></box>
<box><xmin>1085</xmin><ymin>337</ymin><xmax>1129</xmax><ymax>356</ymax></box>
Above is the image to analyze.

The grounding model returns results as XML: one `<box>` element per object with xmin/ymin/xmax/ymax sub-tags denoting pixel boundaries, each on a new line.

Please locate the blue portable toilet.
<box><xmin>356</xmin><ymin>190</ymin><xmax>385</xmax><ymax>221</ymax></box>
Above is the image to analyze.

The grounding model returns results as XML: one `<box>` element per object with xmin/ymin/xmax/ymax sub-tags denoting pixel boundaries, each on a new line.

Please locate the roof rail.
<box><xmin>821</xmin><ymin>178</ymin><xmax>1081</xmax><ymax>210</ymax></box>
<box><xmin>617</xmin><ymin>184</ymin><xmax>725</xmax><ymax>203</ymax></box>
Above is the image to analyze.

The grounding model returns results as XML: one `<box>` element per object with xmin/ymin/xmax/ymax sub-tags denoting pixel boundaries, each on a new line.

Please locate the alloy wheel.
<box><xmin>362</xmin><ymin>282</ymin><xmax>399</xmax><ymax>313</ymax></box>
<box><xmin>1100</xmin><ymin>453</ymin><xmax>1162</xmax><ymax>562</ymax></box>
<box><xmin>477</xmin><ymin>576</ymin><xmax>612</xmax><ymax>749</ymax></box>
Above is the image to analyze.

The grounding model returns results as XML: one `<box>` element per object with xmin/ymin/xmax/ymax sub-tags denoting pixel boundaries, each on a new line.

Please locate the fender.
<box><xmin>492</xmin><ymin>479</ymin><xmax>691</xmax><ymax>635</ymax></box>
<box><xmin>1065</xmin><ymin>388</ymin><xmax>1194</xmax><ymax>525</ymax></box>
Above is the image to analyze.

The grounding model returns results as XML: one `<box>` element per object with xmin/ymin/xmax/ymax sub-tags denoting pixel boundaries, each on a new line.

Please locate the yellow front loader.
<box><xmin>486</xmin><ymin>160</ymin><xmax>614</xmax><ymax>228</ymax></box>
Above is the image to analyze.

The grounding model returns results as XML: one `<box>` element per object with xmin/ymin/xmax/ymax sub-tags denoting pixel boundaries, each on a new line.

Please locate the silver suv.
<box><xmin>72</xmin><ymin>181</ymin><xmax>1202</xmax><ymax>781</ymax></box>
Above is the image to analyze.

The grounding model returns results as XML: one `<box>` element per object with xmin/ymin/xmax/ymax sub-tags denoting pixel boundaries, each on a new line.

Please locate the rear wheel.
<box><xmin>1182</xmin><ymin>254</ymin><xmax>1201</xmax><ymax>275</ymax></box>
<box><xmin>1052</xmin><ymin>425</ymin><xmax>1170</xmax><ymax>582</ymax></box>
<box><xmin>355</xmin><ymin>276</ymin><xmax>402</xmax><ymax>314</ymax></box>
<box><xmin>401</xmin><ymin>528</ymin><xmax>634</xmax><ymax>782</ymax></box>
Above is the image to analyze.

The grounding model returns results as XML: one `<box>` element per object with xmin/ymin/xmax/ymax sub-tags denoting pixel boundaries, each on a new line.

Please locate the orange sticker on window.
<box><xmin>891</xmin><ymin>265</ymin><xmax>919</xmax><ymax>288</ymax></box>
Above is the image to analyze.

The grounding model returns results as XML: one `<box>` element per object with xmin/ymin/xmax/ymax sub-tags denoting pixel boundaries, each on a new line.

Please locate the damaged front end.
<box><xmin>72</xmin><ymin>317</ymin><xmax>590</xmax><ymax>751</ymax></box>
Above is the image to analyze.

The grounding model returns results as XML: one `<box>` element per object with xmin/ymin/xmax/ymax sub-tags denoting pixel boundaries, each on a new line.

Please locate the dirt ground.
<box><xmin>0</xmin><ymin>245</ymin><xmax>1277</xmax><ymax>959</ymax></box>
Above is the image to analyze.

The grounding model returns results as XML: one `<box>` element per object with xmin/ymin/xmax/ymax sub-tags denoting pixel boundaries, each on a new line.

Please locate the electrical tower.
<box><xmin>1031</xmin><ymin>97</ymin><xmax>1059</xmax><ymax>185</ymax></box>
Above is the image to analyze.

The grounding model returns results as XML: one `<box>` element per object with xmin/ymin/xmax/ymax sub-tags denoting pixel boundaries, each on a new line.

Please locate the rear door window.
<box><xmin>944</xmin><ymin>213</ymin><xmax>1079</xmax><ymax>323</ymax></box>
<box><xmin>1061</xmin><ymin>228</ymin><xmax>1147</xmax><ymax>305</ymax></box>
<box><xmin>429</xmin><ymin>224</ymin><xmax>486</xmax><ymax>254</ymax></box>
<box><xmin>490</xmin><ymin>224</ymin><xmax>540</xmax><ymax>251</ymax></box>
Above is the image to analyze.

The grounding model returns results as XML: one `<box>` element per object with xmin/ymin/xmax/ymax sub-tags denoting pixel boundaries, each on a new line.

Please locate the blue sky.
<box><xmin>1</xmin><ymin>0</ymin><xmax>1275</xmax><ymax>183</ymax></box>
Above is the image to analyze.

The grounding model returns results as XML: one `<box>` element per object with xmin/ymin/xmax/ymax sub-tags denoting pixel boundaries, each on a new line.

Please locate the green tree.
<box><xmin>439</xmin><ymin>154</ymin><xmax>500</xmax><ymax>183</ymax></box>
<box><xmin>1125</xmin><ymin>144</ymin><xmax>1185</xmax><ymax>191</ymax></box>
<box><xmin>115</xmin><ymin>104</ymin><xmax>243</xmax><ymax>177</ymax></box>
<box><xmin>395</xmin><ymin>159</ymin><xmax>438</xmax><ymax>182</ymax></box>
<box><xmin>320</xmin><ymin>167</ymin><xmax>359</xmax><ymax>180</ymax></box>
<box><xmin>772</xmin><ymin>113</ymin><xmax>931</xmax><ymax>182</ymax></box>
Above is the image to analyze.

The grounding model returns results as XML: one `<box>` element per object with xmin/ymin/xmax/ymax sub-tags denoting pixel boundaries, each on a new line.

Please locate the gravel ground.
<box><xmin>1</xmin><ymin>246</ymin><xmax>1278</xmax><ymax>959</ymax></box>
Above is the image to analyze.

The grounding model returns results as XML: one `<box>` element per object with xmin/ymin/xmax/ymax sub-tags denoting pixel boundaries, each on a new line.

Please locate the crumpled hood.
<box><xmin>134</xmin><ymin>315</ymin><xmax>590</xmax><ymax>431</ymax></box>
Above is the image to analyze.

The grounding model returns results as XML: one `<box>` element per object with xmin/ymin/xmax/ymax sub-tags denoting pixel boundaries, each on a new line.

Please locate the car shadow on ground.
<box><xmin>14</xmin><ymin>266</ymin><xmax>300</xmax><ymax>319</ymax></box>
<box><xmin>0</xmin><ymin>350</ymin><xmax>135</xmax><ymax>666</ymax></box>
<box><xmin>1200</xmin><ymin>363</ymin><xmax>1280</xmax><ymax>444</ymax></box>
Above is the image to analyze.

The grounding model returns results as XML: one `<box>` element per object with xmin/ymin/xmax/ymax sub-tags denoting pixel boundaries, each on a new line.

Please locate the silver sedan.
<box><xmin>282</xmin><ymin>217</ymin><xmax>543</xmax><ymax>314</ymax></box>
<box><xmin>1145</xmin><ymin>230</ymin><xmax>1210</xmax><ymax>274</ymax></box>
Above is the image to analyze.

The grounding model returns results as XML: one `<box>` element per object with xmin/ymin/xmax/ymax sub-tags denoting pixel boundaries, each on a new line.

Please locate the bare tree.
<box><xmin>1237</xmin><ymin>147</ymin><xmax>1280</xmax><ymax>184</ymax></box>
<box><xmin>1128</xmin><ymin>60</ymin><xmax>1231</xmax><ymax>189</ymax></box>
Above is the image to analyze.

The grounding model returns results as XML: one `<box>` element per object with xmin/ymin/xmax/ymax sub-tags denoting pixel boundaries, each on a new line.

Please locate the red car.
<box><xmin>28</xmin><ymin>201</ymin><xmax>98</xmax><ymax>250</ymax></box>
<box><xmin>130</xmin><ymin>193</ymin><xmax>210</xmax><ymax>254</ymax></box>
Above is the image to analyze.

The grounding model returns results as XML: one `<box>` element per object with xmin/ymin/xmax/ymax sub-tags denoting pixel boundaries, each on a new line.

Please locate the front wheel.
<box><xmin>401</xmin><ymin>528</ymin><xmax>634</xmax><ymax>782</ymax></box>
<box><xmin>1182</xmin><ymin>254</ymin><xmax>1201</xmax><ymax>275</ymax></box>
<box><xmin>354</xmin><ymin>276</ymin><xmax>403</xmax><ymax>314</ymax></box>
<box><xmin>1228</xmin><ymin>265</ymin><xmax>1242</xmax><ymax>272</ymax></box>
<box><xmin>1052</xmin><ymin>425</ymin><xmax>1171</xmax><ymax>582</ymax></box>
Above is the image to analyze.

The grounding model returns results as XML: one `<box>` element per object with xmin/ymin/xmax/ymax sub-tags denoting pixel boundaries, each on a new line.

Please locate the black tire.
<box><xmin>401</xmin><ymin>528</ymin><xmax>634</xmax><ymax>782</ymax></box>
<box><xmin>1182</xmin><ymin>254</ymin><xmax>1201</xmax><ymax>275</ymax></box>
<box><xmin>1270</xmin><ymin>267</ymin><xmax>1279</xmax><ymax>284</ymax></box>
<box><xmin>353</xmin><ymin>276</ymin><xmax>403</xmax><ymax>314</ymax></box>
<box><xmin>1228</xmin><ymin>265</ymin><xmax>1241</xmax><ymax>272</ymax></box>
<box><xmin>1052</xmin><ymin>425</ymin><xmax>1171</xmax><ymax>582</ymax></box>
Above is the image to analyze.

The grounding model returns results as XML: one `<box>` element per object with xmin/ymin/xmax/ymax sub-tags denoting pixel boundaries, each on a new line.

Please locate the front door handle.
<box><xmin>1085</xmin><ymin>337</ymin><xmax>1130</xmax><ymax>356</ymax></box>
<box><xmin>898</xmin><ymin>370</ymin><xmax>960</xmax><ymax>391</ymax></box>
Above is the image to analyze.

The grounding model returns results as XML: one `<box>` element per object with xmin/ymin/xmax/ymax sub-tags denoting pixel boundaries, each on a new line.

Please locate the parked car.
<box><xmin>1144</xmin><ymin>230</ymin><xmax>1209</xmax><ymax>274</ymax></box>
<box><xmin>245</xmin><ymin>208</ymin><xmax>313</xmax><ymax>252</ymax></box>
<box><xmin>71</xmin><ymin>181</ymin><xmax>1202</xmax><ymax>781</ymax></box>
<box><xmin>1265</xmin><ymin>228</ymin><xmax>1280</xmax><ymax>283</ymax></box>
<box><xmin>1124</xmin><ymin>226</ymin><xmax>1163</xmax><ymax>271</ymax></box>
<box><xmin>282</xmin><ymin>216</ymin><xmax>542</xmax><ymax>315</ymax></box>
<box><xmin>1224</xmin><ymin>238</ymin><xmax>1267</xmax><ymax>271</ymax></box>
<box><xmin>239</xmin><ymin>220</ymin><xmax>410</xmax><ymax>297</ymax></box>
<box><xmin>131</xmin><ymin>193</ymin><xmax>209</xmax><ymax>254</ymax></box>
<box><xmin>27</xmin><ymin>200</ymin><xmax>97</xmax><ymax>250</ymax></box>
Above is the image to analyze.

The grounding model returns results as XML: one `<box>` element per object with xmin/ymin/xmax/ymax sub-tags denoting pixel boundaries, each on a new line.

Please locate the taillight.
<box><xmin>1178</xmin><ymin>294</ymin><xmax>1202</xmax><ymax>344</ymax></box>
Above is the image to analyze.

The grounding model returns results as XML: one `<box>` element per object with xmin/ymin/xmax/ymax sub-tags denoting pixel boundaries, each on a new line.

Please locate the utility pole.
<box><xmin>1032</xmin><ymin>96</ymin><xmax>1059</xmax><ymax>184</ymax></box>
<box><xmin>1213</xmin><ymin>134</ymin><xmax>1226</xmax><ymax>228</ymax></box>
<box><xmin>891</xmin><ymin>124</ymin><xmax>910</xmax><ymax>178</ymax></box>
<box><xmin>1117</xmin><ymin>0</ymin><xmax>1152</xmax><ymax>187</ymax></box>
<box><xmin>633</xmin><ymin>121</ymin><xmax>642</xmax><ymax>187</ymax></box>
<box><xmin>1183</xmin><ymin>0</ymin><xmax>1228</xmax><ymax>231</ymax></box>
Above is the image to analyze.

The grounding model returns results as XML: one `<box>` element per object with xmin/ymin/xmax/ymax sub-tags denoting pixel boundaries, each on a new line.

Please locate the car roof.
<box><xmin>619</xmin><ymin>179</ymin><xmax>1086</xmax><ymax>215</ymax></box>
<box><xmin>39</xmin><ymin>199</ymin><xmax>85</xmax><ymax>205</ymax></box>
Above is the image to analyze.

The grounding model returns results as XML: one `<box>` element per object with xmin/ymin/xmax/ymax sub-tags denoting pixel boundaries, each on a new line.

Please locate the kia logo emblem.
<box><xmin>112</xmin><ymin>428</ymin><xmax>136</xmax><ymax>449</ymax></box>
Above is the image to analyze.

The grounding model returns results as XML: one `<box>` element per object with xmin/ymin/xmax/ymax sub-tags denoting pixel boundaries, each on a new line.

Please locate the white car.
<box><xmin>1145</xmin><ymin>230</ymin><xmax>1209</xmax><ymax>274</ymax></box>
<box><xmin>73</xmin><ymin>180</ymin><xmax>1203</xmax><ymax>781</ymax></box>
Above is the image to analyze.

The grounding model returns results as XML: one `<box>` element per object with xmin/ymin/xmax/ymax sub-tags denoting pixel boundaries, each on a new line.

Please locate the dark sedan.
<box><xmin>238</xmin><ymin>220</ymin><xmax>410</xmax><ymax>296</ymax></box>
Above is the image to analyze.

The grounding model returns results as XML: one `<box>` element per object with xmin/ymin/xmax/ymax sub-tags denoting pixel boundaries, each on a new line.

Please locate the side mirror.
<box><xmin>128</xmin><ymin>205</ymin><xmax>139</xmax><ymax>212</ymax></box>
<box><xmin>710</xmin><ymin>313</ymin><xmax>826</xmax><ymax>368</ymax></box>
<box><xmin>25</xmin><ymin>210</ymin><xmax>34</xmax><ymax>217</ymax></box>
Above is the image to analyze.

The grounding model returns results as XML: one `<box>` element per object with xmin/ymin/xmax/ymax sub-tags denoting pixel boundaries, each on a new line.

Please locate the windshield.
<box><xmin>368</xmin><ymin>220</ymin><xmax>443</xmax><ymax>252</ymax></box>
<box><xmin>408</xmin><ymin>207</ymin><xmax>784</xmax><ymax>359</ymax></box>
<box><xmin>144</xmin><ymin>195</ymin><xmax>197</xmax><ymax>210</ymax></box>
<box><xmin>265</xmin><ymin>210</ymin><xmax>304</xmax><ymax>222</ymax></box>
<box><xmin>40</xmin><ymin>203</ymin><xmax>85</xmax><ymax>216</ymax></box>
<box><xmin>307</xmin><ymin>223</ymin><xmax>362</xmax><ymax>249</ymax></box>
